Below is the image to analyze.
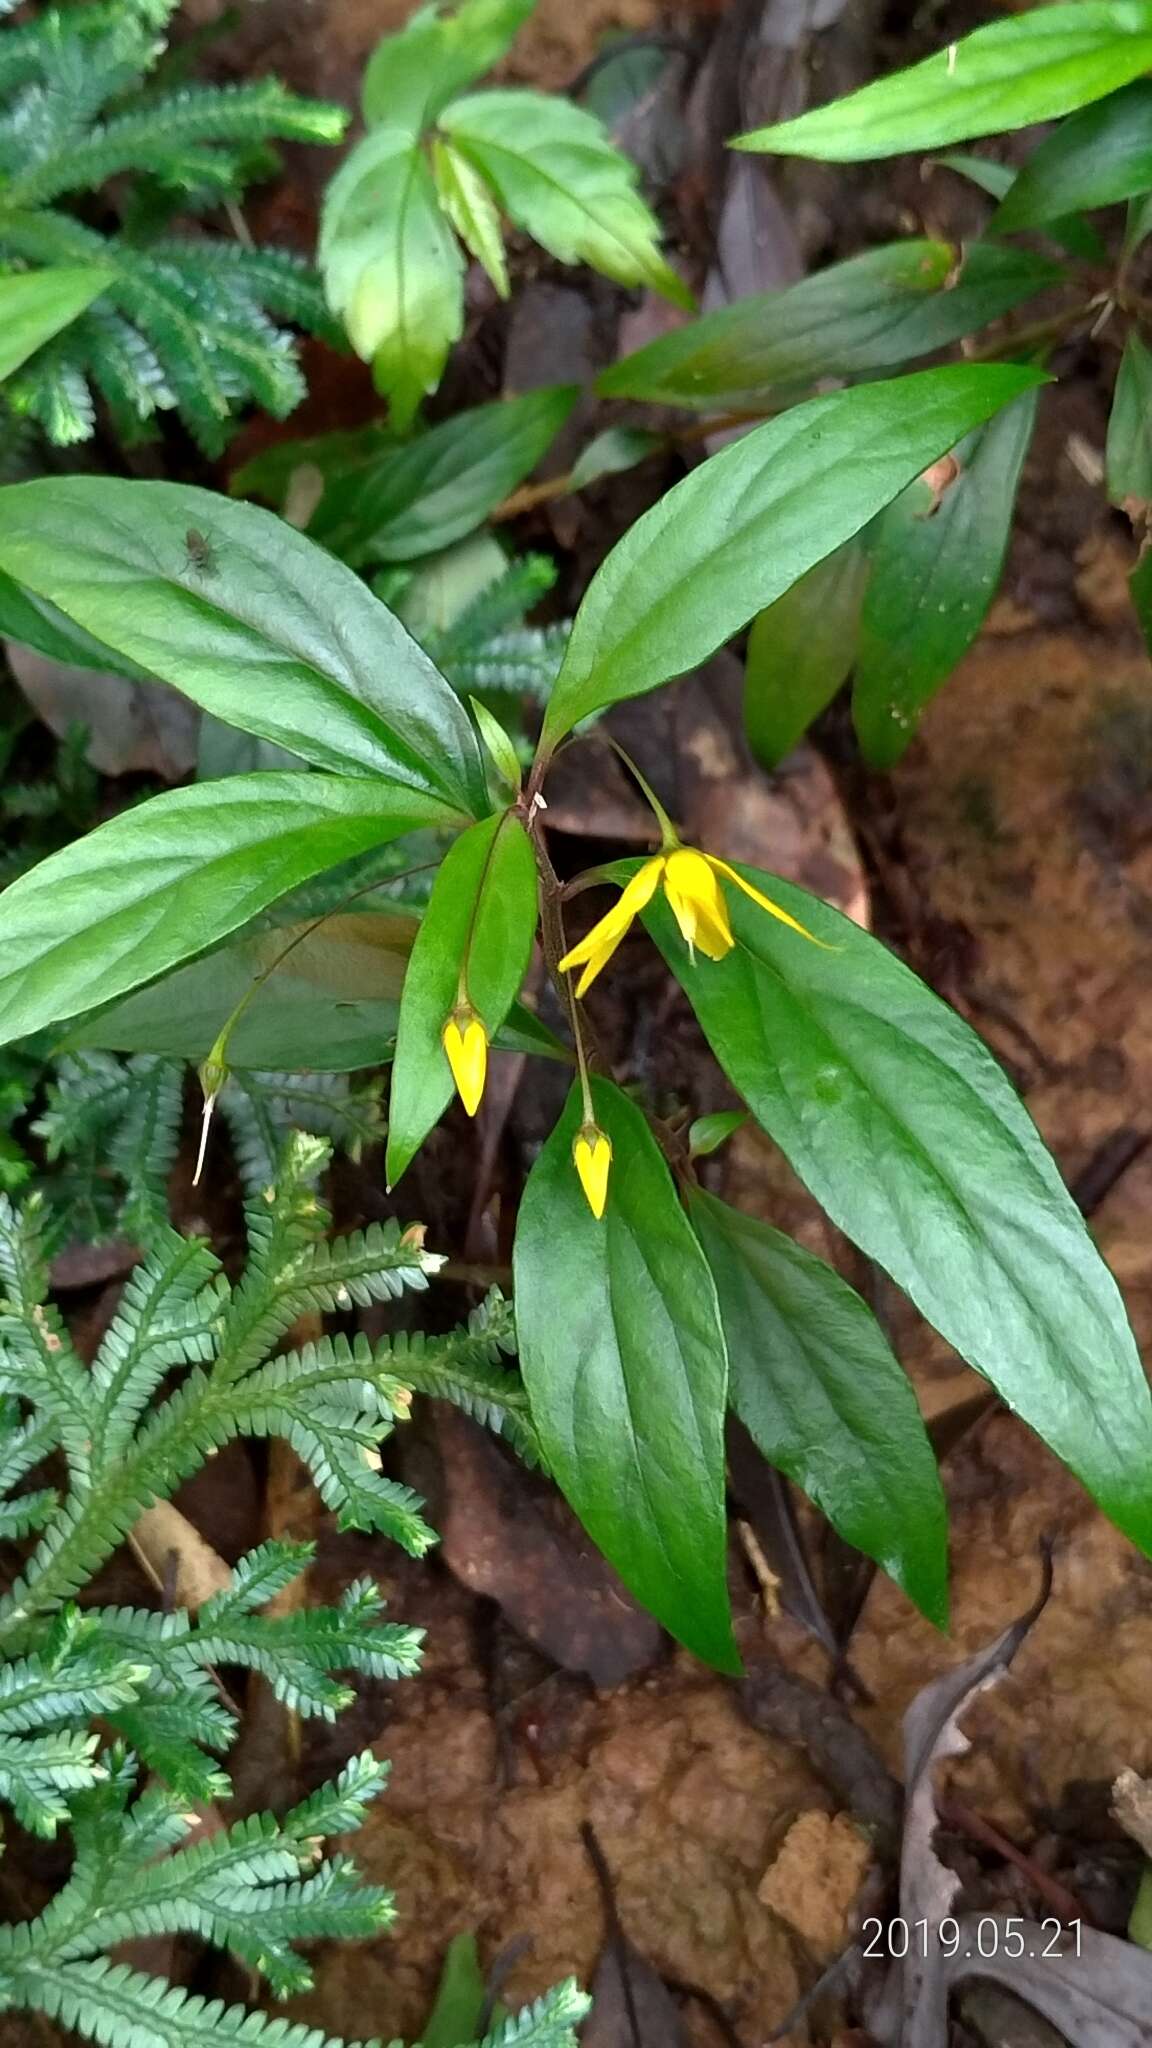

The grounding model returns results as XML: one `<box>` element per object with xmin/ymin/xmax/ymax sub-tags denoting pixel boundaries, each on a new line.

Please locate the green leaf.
<box><xmin>598</xmin><ymin>241</ymin><xmax>1056</xmax><ymax>409</ymax></box>
<box><xmin>470</xmin><ymin>697</ymin><xmax>522</xmax><ymax>791</ymax></box>
<box><xmin>540</xmin><ymin>362</ymin><xmax>1047</xmax><ymax>746</ymax></box>
<box><xmin>689</xmin><ymin>1188</ymin><xmax>948</xmax><ymax>1622</ymax></box>
<box><xmin>320</xmin><ymin>126</ymin><xmax>464</xmax><ymax>427</ymax></box>
<box><xmin>1128</xmin><ymin>539</ymin><xmax>1152</xmax><ymax>661</ymax></box>
<box><xmin>66</xmin><ymin>916</ymin><xmax>563</xmax><ymax>1072</ymax></box>
<box><xmin>568</xmin><ymin>424</ymin><xmax>660</xmax><ymax>489</ymax></box>
<box><xmin>310</xmin><ymin>387</ymin><xmax>578</xmax><ymax>568</ymax></box>
<box><xmin>735</xmin><ymin>1</ymin><xmax>1152</xmax><ymax>160</ymax></box>
<box><xmin>423</xmin><ymin>1933</ymin><xmax>489</xmax><ymax>2048</ymax></box>
<box><xmin>686</xmin><ymin>1109</ymin><xmax>746</xmax><ymax>1158</ymax></box>
<box><xmin>0</xmin><ymin>477</ymin><xmax>487</xmax><ymax>816</ymax></box>
<box><xmin>0</xmin><ymin>566</ymin><xmax>151</xmax><ymax>681</ymax></box>
<box><xmin>0</xmin><ymin>774</ymin><xmax>443</xmax><ymax>1049</ymax></box>
<box><xmin>432</xmin><ymin>136</ymin><xmax>509</xmax><ymax>296</ymax></box>
<box><xmin>67</xmin><ymin>911</ymin><xmax>416</xmax><ymax>1071</ymax></box>
<box><xmin>1107</xmin><ymin>329</ymin><xmax>1152</xmax><ymax>510</ymax></box>
<box><xmin>361</xmin><ymin>0</ymin><xmax>536</xmax><ymax>131</ymax></box>
<box><xmin>229</xmin><ymin>423</ymin><xmax>396</xmax><ymax>512</ymax></box>
<box><xmin>641</xmin><ymin>864</ymin><xmax>1152</xmax><ymax>1560</ymax></box>
<box><xmin>852</xmin><ymin>387</ymin><xmax>1038</xmax><ymax>768</ymax></box>
<box><xmin>0</xmin><ymin>268</ymin><xmax>114</xmax><ymax>383</ymax></box>
<box><xmin>514</xmin><ymin>1077</ymin><xmax>737</xmax><ymax>1670</ymax></box>
<box><xmin>994</xmin><ymin>80</ymin><xmax>1152</xmax><ymax>230</ymax></box>
<box><xmin>387</xmin><ymin>811</ymin><xmax>538</xmax><ymax>1183</ymax></box>
<box><xmin>440</xmin><ymin>90</ymin><xmax>691</xmax><ymax>306</ymax></box>
<box><xmin>744</xmin><ymin>541</ymin><xmax>868</xmax><ymax>768</ymax></box>
<box><xmin>936</xmin><ymin>154</ymin><xmax>1108</xmax><ymax>259</ymax></box>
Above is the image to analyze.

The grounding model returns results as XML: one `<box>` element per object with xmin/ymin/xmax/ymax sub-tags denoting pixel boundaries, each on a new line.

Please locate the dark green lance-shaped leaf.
<box><xmin>0</xmin><ymin>773</ymin><xmax>447</xmax><ymax>1049</ymax></box>
<box><xmin>852</xmin><ymin>388</ymin><xmax>1038</xmax><ymax>768</ymax></box>
<box><xmin>935</xmin><ymin>154</ymin><xmax>1107</xmax><ymax>259</ymax></box>
<box><xmin>319</xmin><ymin>126</ymin><xmax>464</xmax><ymax>428</ymax></box>
<box><xmin>0</xmin><ymin>477</ymin><xmax>487</xmax><ymax>817</ymax></box>
<box><xmin>994</xmin><ymin>80</ymin><xmax>1152</xmax><ymax>231</ymax></box>
<box><xmin>0</xmin><ymin>268</ymin><xmax>114</xmax><ymax>382</ymax></box>
<box><xmin>1127</xmin><ymin>542</ymin><xmax>1152</xmax><ymax>665</ymax></box>
<box><xmin>689</xmin><ymin>1188</ymin><xmax>948</xmax><ymax>1623</ymax></box>
<box><xmin>311</xmin><ymin>387</ymin><xmax>579</xmax><ymax>568</ymax></box>
<box><xmin>1107</xmin><ymin>330</ymin><xmax>1152</xmax><ymax>509</ymax></box>
<box><xmin>514</xmin><ymin>1078</ymin><xmax>737</xmax><ymax>1670</ymax></box>
<box><xmin>361</xmin><ymin>0</ymin><xmax>536</xmax><ymax>131</ymax></box>
<box><xmin>744</xmin><ymin>542</ymin><xmax>868</xmax><ymax>767</ymax></box>
<box><xmin>640</xmin><ymin>864</ymin><xmax>1152</xmax><ymax>1560</ymax></box>
<box><xmin>66</xmin><ymin>910</ymin><xmax>562</xmax><ymax>1071</ymax></box>
<box><xmin>440</xmin><ymin>90</ymin><xmax>691</xmax><ymax>307</ymax></box>
<box><xmin>598</xmin><ymin>241</ymin><xmax>1055</xmax><ymax>409</ymax></box>
<box><xmin>386</xmin><ymin>811</ymin><xmax>538</xmax><ymax>1183</ymax></box>
<box><xmin>736</xmin><ymin>2</ymin><xmax>1152</xmax><ymax>160</ymax></box>
<box><xmin>0</xmin><ymin>567</ymin><xmax>152</xmax><ymax>682</ymax></box>
<box><xmin>540</xmin><ymin>362</ymin><xmax>1046</xmax><ymax>747</ymax></box>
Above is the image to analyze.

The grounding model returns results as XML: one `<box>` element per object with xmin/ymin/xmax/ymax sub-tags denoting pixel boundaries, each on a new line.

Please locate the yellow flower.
<box><xmin>573</xmin><ymin>1122</ymin><xmax>612</xmax><ymax>1219</ymax></box>
<box><xmin>441</xmin><ymin>1004</ymin><xmax>487</xmax><ymax>1116</ymax></box>
<box><xmin>558</xmin><ymin>847</ymin><xmax>820</xmax><ymax>996</ymax></box>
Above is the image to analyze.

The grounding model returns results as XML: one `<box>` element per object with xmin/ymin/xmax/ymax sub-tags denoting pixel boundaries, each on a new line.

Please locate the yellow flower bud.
<box><xmin>442</xmin><ymin>1005</ymin><xmax>488</xmax><ymax>1117</ymax></box>
<box><xmin>573</xmin><ymin>1122</ymin><xmax>612</xmax><ymax>1219</ymax></box>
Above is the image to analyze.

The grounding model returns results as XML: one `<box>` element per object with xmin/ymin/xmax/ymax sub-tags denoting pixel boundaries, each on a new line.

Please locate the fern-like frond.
<box><xmin>0</xmin><ymin>1956</ymin><xmax>383</xmax><ymax>2048</ymax></box>
<box><xmin>5</xmin><ymin>81</ymin><xmax>345</xmax><ymax>207</ymax></box>
<box><xmin>89</xmin><ymin>1230</ymin><xmax>227</xmax><ymax>1459</ymax></box>
<box><xmin>473</xmin><ymin>1983</ymin><xmax>592</xmax><ymax>2048</ymax></box>
<box><xmin>387</xmin><ymin>1292</ymin><xmax>543</xmax><ymax>1467</ymax></box>
<box><xmin>220</xmin><ymin>1070</ymin><xmax>384</xmax><ymax>1206</ymax></box>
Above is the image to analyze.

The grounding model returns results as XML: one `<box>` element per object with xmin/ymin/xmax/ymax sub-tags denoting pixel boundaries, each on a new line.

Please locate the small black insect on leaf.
<box><xmin>184</xmin><ymin>527</ymin><xmax>219</xmax><ymax>577</ymax></box>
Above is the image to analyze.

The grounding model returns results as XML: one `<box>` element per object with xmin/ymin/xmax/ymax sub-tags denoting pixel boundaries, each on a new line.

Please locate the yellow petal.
<box><xmin>706</xmin><ymin>856</ymin><xmax>830</xmax><ymax>947</ymax></box>
<box><xmin>662</xmin><ymin>847</ymin><xmax>734</xmax><ymax>961</ymax></box>
<box><xmin>558</xmin><ymin>858</ymin><xmax>664</xmax><ymax>996</ymax></box>
<box><xmin>442</xmin><ymin>1009</ymin><xmax>488</xmax><ymax>1116</ymax></box>
<box><xmin>573</xmin><ymin>1123</ymin><xmax>612</xmax><ymax>1219</ymax></box>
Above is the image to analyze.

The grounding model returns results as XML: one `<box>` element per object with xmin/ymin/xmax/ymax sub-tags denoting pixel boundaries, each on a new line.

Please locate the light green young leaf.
<box><xmin>320</xmin><ymin>125</ymin><xmax>464</xmax><ymax>427</ymax></box>
<box><xmin>686</xmin><ymin>1109</ymin><xmax>746</xmax><ymax>1158</ymax></box>
<box><xmin>598</xmin><ymin>241</ymin><xmax>1056</xmax><ymax>409</ymax></box>
<box><xmin>440</xmin><ymin>90</ymin><xmax>691</xmax><ymax>306</ymax></box>
<box><xmin>736</xmin><ymin>1</ymin><xmax>1152</xmax><ymax>160</ymax></box>
<box><xmin>0</xmin><ymin>268</ymin><xmax>114</xmax><ymax>383</ymax></box>
<box><xmin>432</xmin><ymin>136</ymin><xmax>509</xmax><ymax>296</ymax></box>
<box><xmin>0</xmin><ymin>774</ymin><xmax>444</xmax><ymax>1049</ymax></box>
<box><xmin>361</xmin><ymin>0</ymin><xmax>537</xmax><ymax>131</ymax></box>
<box><xmin>470</xmin><ymin>697</ymin><xmax>522</xmax><ymax>791</ymax></box>
<box><xmin>423</xmin><ymin>1933</ymin><xmax>489</xmax><ymax>2048</ymax></box>
<box><xmin>994</xmin><ymin>80</ymin><xmax>1152</xmax><ymax>230</ymax></box>
<box><xmin>311</xmin><ymin>386</ymin><xmax>578</xmax><ymax>567</ymax></box>
<box><xmin>744</xmin><ymin>542</ymin><xmax>868</xmax><ymax>768</ymax></box>
<box><xmin>387</xmin><ymin>811</ymin><xmax>538</xmax><ymax>1183</ymax></box>
<box><xmin>689</xmin><ymin>1188</ymin><xmax>948</xmax><ymax>1624</ymax></box>
<box><xmin>852</xmin><ymin>388</ymin><xmax>1038</xmax><ymax>768</ymax></box>
<box><xmin>0</xmin><ymin>477</ymin><xmax>487</xmax><ymax>816</ymax></box>
<box><xmin>641</xmin><ymin>863</ymin><xmax>1152</xmax><ymax>1562</ymax></box>
<box><xmin>540</xmin><ymin>362</ymin><xmax>1046</xmax><ymax>747</ymax></box>
<box><xmin>1107</xmin><ymin>330</ymin><xmax>1152</xmax><ymax>509</ymax></box>
<box><xmin>515</xmin><ymin>1078</ymin><xmax>737</xmax><ymax>1671</ymax></box>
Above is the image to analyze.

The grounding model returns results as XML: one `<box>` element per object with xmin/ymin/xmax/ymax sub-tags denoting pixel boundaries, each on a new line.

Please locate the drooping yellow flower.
<box><xmin>442</xmin><ymin>1003</ymin><xmax>488</xmax><ymax>1116</ymax></box>
<box><xmin>558</xmin><ymin>846</ymin><xmax>820</xmax><ymax>996</ymax></box>
<box><xmin>573</xmin><ymin>1122</ymin><xmax>612</xmax><ymax>1219</ymax></box>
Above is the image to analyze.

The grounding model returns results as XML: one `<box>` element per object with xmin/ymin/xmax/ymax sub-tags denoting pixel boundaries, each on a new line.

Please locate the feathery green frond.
<box><xmin>387</xmin><ymin>1292</ymin><xmax>544</xmax><ymax>1466</ymax></box>
<box><xmin>0</xmin><ymin>6</ymin><xmax>346</xmax><ymax>448</ymax></box>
